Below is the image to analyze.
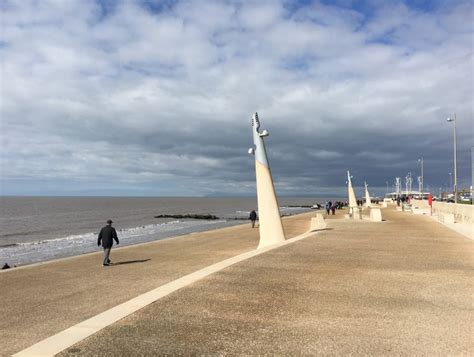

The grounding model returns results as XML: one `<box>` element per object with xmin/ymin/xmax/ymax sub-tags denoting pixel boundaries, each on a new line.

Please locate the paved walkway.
<box><xmin>57</xmin><ymin>207</ymin><xmax>473</xmax><ymax>355</ymax></box>
<box><xmin>0</xmin><ymin>213</ymin><xmax>312</xmax><ymax>356</ymax></box>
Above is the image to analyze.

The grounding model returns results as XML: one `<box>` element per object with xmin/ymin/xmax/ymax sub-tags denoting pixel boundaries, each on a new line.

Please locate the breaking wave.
<box><xmin>0</xmin><ymin>219</ymin><xmax>230</xmax><ymax>267</ymax></box>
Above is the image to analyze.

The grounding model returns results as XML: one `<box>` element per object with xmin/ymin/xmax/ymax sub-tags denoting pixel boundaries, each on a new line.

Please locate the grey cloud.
<box><xmin>0</xmin><ymin>0</ymin><xmax>472</xmax><ymax>196</ymax></box>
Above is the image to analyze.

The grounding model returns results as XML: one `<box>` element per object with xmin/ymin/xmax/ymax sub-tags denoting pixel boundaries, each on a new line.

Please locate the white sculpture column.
<box><xmin>347</xmin><ymin>171</ymin><xmax>359</xmax><ymax>218</ymax></box>
<box><xmin>364</xmin><ymin>181</ymin><xmax>372</xmax><ymax>208</ymax></box>
<box><xmin>249</xmin><ymin>112</ymin><xmax>286</xmax><ymax>249</ymax></box>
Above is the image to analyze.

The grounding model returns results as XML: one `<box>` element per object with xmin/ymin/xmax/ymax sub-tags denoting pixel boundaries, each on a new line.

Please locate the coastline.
<box><xmin>0</xmin><ymin>219</ymin><xmax>250</xmax><ymax>273</ymax></box>
<box><xmin>1</xmin><ymin>209</ymin><xmax>316</xmax><ymax>270</ymax></box>
<box><xmin>1</xmin><ymin>196</ymin><xmax>321</xmax><ymax>268</ymax></box>
<box><xmin>0</xmin><ymin>211</ymin><xmax>314</xmax><ymax>356</ymax></box>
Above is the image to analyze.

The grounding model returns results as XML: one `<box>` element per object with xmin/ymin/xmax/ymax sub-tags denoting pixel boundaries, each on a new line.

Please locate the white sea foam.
<box><xmin>0</xmin><ymin>219</ymin><xmax>231</xmax><ymax>267</ymax></box>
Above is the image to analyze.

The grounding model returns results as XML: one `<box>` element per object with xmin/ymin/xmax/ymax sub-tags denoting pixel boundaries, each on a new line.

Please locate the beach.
<box><xmin>0</xmin><ymin>196</ymin><xmax>319</xmax><ymax>266</ymax></box>
<box><xmin>3</xmin><ymin>207</ymin><xmax>473</xmax><ymax>356</ymax></box>
<box><xmin>1</xmin><ymin>212</ymin><xmax>312</xmax><ymax>356</ymax></box>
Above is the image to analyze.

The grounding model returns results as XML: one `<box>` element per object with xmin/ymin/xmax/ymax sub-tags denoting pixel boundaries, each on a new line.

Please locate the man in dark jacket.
<box><xmin>98</xmin><ymin>219</ymin><xmax>119</xmax><ymax>266</ymax></box>
<box><xmin>249</xmin><ymin>210</ymin><xmax>257</xmax><ymax>228</ymax></box>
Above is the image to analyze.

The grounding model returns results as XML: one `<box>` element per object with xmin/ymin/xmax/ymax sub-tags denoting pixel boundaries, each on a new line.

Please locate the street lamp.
<box><xmin>449</xmin><ymin>172</ymin><xmax>452</xmax><ymax>195</ymax></box>
<box><xmin>447</xmin><ymin>115</ymin><xmax>458</xmax><ymax>203</ymax></box>
<box><xmin>418</xmin><ymin>157</ymin><xmax>424</xmax><ymax>198</ymax></box>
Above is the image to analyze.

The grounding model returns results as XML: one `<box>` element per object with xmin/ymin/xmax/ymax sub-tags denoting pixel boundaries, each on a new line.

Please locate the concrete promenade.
<box><xmin>3</xmin><ymin>207</ymin><xmax>473</xmax><ymax>355</ymax></box>
<box><xmin>1</xmin><ymin>213</ymin><xmax>311</xmax><ymax>356</ymax></box>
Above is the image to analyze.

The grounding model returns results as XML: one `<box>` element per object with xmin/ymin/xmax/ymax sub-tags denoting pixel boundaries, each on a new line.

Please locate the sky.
<box><xmin>0</xmin><ymin>0</ymin><xmax>472</xmax><ymax>197</ymax></box>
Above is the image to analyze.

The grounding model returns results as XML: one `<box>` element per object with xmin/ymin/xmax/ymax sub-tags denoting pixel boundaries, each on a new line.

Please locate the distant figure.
<box><xmin>97</xmin><ymin>219</ymin><xmax>119</xmax><ymax>267</ymax></box>
<box><xmin>325</xmin><ymin>201</ymin><xmax>332</xmax><ymax>215</ymax></box>
<box><xmin>397</xmin><ymin>196</ymin><xmax>401</xmax><ymax>206</ymax></box>
<box><xmin>2</xmin><ymin>263</ymin><xmax>10</xmax><ymax>270</ymax></box>
<box><xmin>249</xmin><ymin>210</ymin><xmax>258</xmax><ymax>228</ymax></box>
<box><xmin>331</xmin><ymin>203</ymin><xmax>336</xmax><ymax>215</ymax></box>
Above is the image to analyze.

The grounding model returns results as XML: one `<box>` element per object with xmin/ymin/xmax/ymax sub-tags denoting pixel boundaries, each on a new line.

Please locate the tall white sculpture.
<box><xmin>364</xmin><ymin>181</ymin><xmax>372</xmax><ymax>207</ymax></box>
<box><xmin>417</xmin><ymin>176</ymin><xmax>422</xmax><ymax>194</ymax></box>
<box><xmin>405</xmin><ymin>172</ymin><xmax>413</xmax><ymax>194</ymax></box>
<box><xmin>248</xmin><ymin>112</ymin><xmax>285</xmax><ymax>249</ymax></box>
<box><xmin>347</xmin><ymin>171</ymin><xmax>358</xmax><ymax>217</ymax></box>
<box><xmin>395</xmin><ymin>177</ymin><xmax>401</xmax><ymax>196</ymax></box>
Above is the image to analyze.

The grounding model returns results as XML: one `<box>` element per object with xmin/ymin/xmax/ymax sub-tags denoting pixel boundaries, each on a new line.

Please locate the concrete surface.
<box><xmin>15</xmin><ymin>231</ymin><xmax>316</xmax><ymax>356</ymax></box>
<box><xmin>58</xmin><ymin>207</ymin><xmax>473</xmax><ymax>356</ymax></box>
<box><xmin>0</xmin><ymin>212</ymin><xmax>314</xmax><ymax>356</ymax></box>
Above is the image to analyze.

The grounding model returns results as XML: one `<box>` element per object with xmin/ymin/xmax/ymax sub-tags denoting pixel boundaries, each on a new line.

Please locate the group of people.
<box><xmin>324</xmin><ymin>201</ymin><xmax>347</xmax><ymax>215</ymax></box>
<box><xmin>396</xmin><ymin>196</ymin><xmax>410</xmax><ymax>206</ymax></box>
<box><xmin>354</xmin><ymin>198</ymin><xmax>381</xmax><ymax>207</ymax></box>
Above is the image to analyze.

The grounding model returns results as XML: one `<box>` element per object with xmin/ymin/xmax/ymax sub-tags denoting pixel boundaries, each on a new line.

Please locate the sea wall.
<box><xmin>411</xmin><ymin>199</ymin><xmax>473</xmax><ymax>224</ymax></box>
<box><xmin>432</xmin><ymin>201</ymin><xmax>473</xmax><ymax>224</ymax></box>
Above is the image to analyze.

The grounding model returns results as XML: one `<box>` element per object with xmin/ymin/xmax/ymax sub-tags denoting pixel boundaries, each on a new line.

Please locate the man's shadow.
<box><xmin>111</xmin><ymin>259</ymin><xmax>151</xmax><ymax>266</ymax></box>
<box><xmin>310</xmin><ymin>228</ymin><xmax>334</xmax><ymax>233</ymax></box>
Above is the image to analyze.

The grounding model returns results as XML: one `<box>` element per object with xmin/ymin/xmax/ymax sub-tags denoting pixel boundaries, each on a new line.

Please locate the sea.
<box><xmin>0</xmin><ymin>196</ymin><xmax>327</xmax><ymax>267</ymax></box>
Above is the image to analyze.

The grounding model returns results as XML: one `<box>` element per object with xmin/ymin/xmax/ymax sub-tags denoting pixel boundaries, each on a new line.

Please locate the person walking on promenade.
<box><xmin>325</xmin><ymin>201</ymin><xmax>332</xmax><ymax>215</ymax></box>
<box><xmin>249</xmin><ymin>210</ymin><xmax>258</xmax><ymax>228</ymax></box>
<box><xmin>98</xmin><ymin>219</ymin><xmax>119</xmax><ymax>266</ymax></box>
<box><xmin>331</xmin><ymin>202</ymin><xmax>336</xmax><ymax>215</ymax></box>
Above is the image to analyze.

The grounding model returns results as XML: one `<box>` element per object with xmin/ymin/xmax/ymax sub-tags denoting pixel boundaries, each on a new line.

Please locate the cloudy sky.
<box><xmin>1</xmin><ymin>0</ymin><xmax>472</xmax><ymax>197</ymax></box>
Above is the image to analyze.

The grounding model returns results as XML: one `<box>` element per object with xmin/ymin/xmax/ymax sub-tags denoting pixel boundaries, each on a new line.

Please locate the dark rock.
<box><xmin>154</xmin><ymin>214</ymin><xmax>220</xmax><ymax>220</ymax></box>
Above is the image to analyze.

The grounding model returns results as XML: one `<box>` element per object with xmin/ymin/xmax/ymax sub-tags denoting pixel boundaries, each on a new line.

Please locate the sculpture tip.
<box><xmin>252</xmin><ymin>112</ymin><xmax>260</xmax><ymax>128</ymax></box>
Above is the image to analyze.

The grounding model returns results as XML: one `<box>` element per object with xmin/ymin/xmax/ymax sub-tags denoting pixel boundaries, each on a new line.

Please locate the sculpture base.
<box><xmin>370</xmin><ymin>207</ymin><xmax>383</xmax><ymax>222</ymax></box>
<box><xmin>345</xmin><ymin>207</ymin><xmax>361</xmax><ymax>220</ymax></box>
<box><xmin>310</xmin><ymin>214</ymin><xmax>327</xmax><ymax>230</ymax></box>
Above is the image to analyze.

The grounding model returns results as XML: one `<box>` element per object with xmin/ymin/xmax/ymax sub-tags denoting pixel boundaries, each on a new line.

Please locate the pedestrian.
<box><xmin>331</xmin><ymin>203</ymin><xmax>336</xmax><ymax>215</ymax></box>
<box><xmin>249</xmin><ymin>210</ymin><xmax>257</xmax><ymax>228</ymax></box>
<box><xmin>325</xmin><ymin>201</ymin><xmax>331</xmax><ymax>215</ymax></box>
<box><xmin>97</xmin><ymin>219</ymin><xmax>119</xmax><ymax>267</ymax></box>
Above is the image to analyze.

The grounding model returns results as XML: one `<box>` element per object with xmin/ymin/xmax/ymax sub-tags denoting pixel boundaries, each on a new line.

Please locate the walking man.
<box><xmin>98</xmin><ymin>219</ymin><xmax>119</xmax><ymax>266</ymax></box>
<box><xmin>249</xmin><ymin>210</ymin><xmax>258</xmax><ymax>228</ymax></box>
<box><xmin>325</xmin><ymin>201</ymin><xmax>332</xmax><ymax>215</ymax></box>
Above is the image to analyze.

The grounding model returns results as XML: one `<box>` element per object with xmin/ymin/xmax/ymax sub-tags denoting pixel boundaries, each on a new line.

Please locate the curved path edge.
<box><xmin>14</xmin><ymin>230</ymin><xmax>316</xmax><ymax>357</ymax></box>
